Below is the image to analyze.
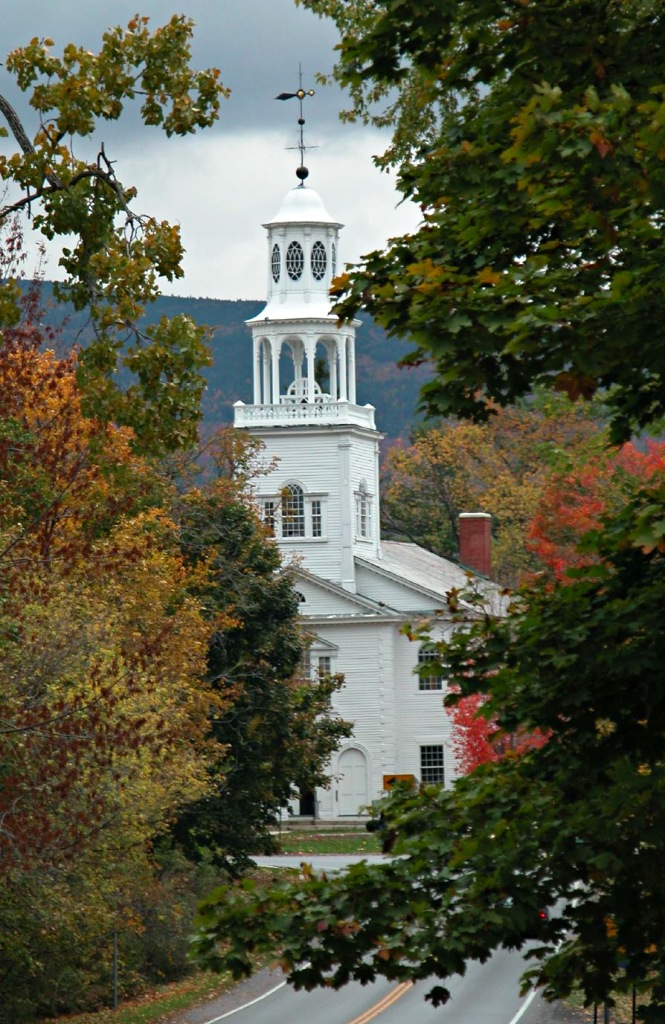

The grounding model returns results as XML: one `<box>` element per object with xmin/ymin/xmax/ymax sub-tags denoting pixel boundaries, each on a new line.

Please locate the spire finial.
<box><xmin>275</xmin><ymin>65</ymin><xmax>316</xmax><ymax>185</ymax></box>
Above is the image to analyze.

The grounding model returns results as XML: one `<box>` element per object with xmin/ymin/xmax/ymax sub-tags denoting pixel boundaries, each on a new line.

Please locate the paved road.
<box><xmin>167</xmin><ymin>855</ymin><xmax>590</xmax><ymax>1024</ymax></box>
<box><xmin>166</xmin><ymin>962</ymin><xmax>588</xmax><ymax>1024</ymax></box>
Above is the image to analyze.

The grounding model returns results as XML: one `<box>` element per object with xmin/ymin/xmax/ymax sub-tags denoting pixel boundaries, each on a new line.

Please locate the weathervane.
<box><xmin>275</xmin><ymin>67</ymin><xmax>316</xmax><ymax>184</ymax></box>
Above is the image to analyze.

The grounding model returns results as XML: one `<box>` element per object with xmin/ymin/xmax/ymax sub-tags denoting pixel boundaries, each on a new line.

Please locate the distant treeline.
<box><xmin>26</xmin><ymin>283</ymin><xmax>429</xmax><ymax>441</ymax></box>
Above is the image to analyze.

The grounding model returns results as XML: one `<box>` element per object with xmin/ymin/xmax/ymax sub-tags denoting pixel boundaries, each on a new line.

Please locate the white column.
<box><xmin>338</xmin><ymin>336</ymin><xmax>348</xmax><ymax>401</ymax></box>
<box><xmin>347</xmin><ymin>335</ymin><xmax>356</xmax><ymax>404</ymax></box>
<box><xmin>253</xmin><ymin>337</ymin><xmax>261</xmax><ymax>405</ymax></box>
<box><xmin>329</xmin><ymin>341</ymin><xmax>338</xmax><ymax>400</ymax></box>
<box><xmin>271</xmin><ymin>338</ymin><xmax>281</xmax><ymax>405</ymax></box>
<box><xmin>262</xmin><ymin>339</ymin><xmax>271</xmax><ymax>404</ymax></box>
<box><xmin>306</xmin><ymin>340</ymin><xmax>316</xmax><ymax>403</ymax></box>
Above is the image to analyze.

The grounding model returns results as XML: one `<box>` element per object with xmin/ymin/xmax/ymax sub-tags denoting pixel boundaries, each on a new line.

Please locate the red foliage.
<box><xmin>449</xmin><ymin>691</ymin><xmax>549</xmax><ymax>775</ymax></box>
<box><xmin>527</xmin><ymin>441</ymin><xmax>665</xmax><ymax>580</ymax></box>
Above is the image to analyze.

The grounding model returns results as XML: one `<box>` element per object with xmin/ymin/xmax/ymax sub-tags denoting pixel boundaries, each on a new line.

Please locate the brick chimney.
<box><xmin>458</xmin><ymin>513</ymin><xmax>492</xmax><ymax>577</ymax></box>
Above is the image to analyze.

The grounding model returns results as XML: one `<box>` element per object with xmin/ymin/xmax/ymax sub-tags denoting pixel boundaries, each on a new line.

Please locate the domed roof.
<box><xmin>265</xmin><ymin>184</ymin><xmax>342</xmax><ymax>228</ymax></box>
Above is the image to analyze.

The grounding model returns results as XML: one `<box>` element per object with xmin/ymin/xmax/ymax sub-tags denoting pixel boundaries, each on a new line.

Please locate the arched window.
<box><xmin>281</xmin><ymin>483</ymin><xmax>305</xmax><ymax>537</ymax></box>
<box><xmin>286</xmin><ymin>240</ymin><xmax>304</xmax><ymax>280</ymax></box>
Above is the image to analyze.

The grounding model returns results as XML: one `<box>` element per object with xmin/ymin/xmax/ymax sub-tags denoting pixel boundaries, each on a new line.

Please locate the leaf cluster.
<box><xmin>381</xmin><ymin>390</ymin><xmax>603</xmax><ymax>586</ymax></box>
<box><xmin>308</xmin><ymin>0</ymin><xmax>665</xmax><ymax>440</ymax></box>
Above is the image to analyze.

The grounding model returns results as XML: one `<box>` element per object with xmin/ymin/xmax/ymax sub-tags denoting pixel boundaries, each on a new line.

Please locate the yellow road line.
<box><xmin>347</xmin><ymin>980</ymin><xmax>414</xmax><ymax>1024</ymax></box>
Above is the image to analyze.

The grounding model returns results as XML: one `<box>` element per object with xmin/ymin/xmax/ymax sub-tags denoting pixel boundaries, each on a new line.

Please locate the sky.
<box><xmin>1</xmin><ymin>0</ymin><xmax>421</xmax><ymax>301</ymax></box>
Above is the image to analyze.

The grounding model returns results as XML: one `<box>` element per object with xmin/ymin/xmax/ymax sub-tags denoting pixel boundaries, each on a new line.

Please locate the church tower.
<box><xmin>234</xmin><ymin>170</ymin><xmax>382</xmax><ymax>593</ymax></box>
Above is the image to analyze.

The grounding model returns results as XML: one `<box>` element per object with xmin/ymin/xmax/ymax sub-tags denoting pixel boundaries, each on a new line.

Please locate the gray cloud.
<box><xmin>1</xmin><ymin>1</ymin><xmax>419</xmax><ymax>300</ymax></box>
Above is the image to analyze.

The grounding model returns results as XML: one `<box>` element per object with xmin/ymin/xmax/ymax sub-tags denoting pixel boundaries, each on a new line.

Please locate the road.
<box><xmin>172</xmin><ymin>953</ymin><xmax>584</xmax><ymax>1024</ymax></box>
<box><xmin>170</xmin><ymin>855</ymin><xmax>586</xmax><ymax>1024</ymax></box>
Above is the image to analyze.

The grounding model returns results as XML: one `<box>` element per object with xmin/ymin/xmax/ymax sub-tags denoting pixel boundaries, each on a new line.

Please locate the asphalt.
<box><xmin>163</xmin><ymin>855</ymin><xmax>595</xmax><ymax>1024</ymax></box>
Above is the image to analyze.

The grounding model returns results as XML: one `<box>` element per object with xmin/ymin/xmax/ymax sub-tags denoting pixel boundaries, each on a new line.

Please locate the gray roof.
<box><xmin>357</xmin><ymin>541</ymin><xmax>501</xmax><ymax>614</ymax></box>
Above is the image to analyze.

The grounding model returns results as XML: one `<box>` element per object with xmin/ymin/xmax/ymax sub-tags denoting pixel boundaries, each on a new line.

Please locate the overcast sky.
<box><xmin>1</xmin><ymin>0</ymin><xmax>420</xmax><ymax>300</ymax></box>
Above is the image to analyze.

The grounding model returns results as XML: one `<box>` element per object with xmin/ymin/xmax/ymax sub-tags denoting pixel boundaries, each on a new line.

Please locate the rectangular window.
<box><xmin>299</xmin><ymin>649</ymin><xmax>311</xmax><ymax>678</ymax></box>
<box><xmin>311</xmin><ymin>499</ymin><xmax>322</xmax><ymax>537</ymax></box>
<box><xmin>317</xmin><ymin>655</ymin><xmax>332</xmax><ymax>677</ymax></box>
<box><xmin>355</xmin><ymin>491</ymin><xmax>371</xmax><ymax>539</ymax></box>
<box><xmin>420</xmin><ymin>745</ymin><xmax>445</xmax><ymax>785</ymax></box>
<box><xmin>262</xmin><ymin>500</ymin><xmax>276</xmax><ymax>535</ymax></box>
<box><xmin>417</xmin><ymin>646</ymin><xmax>444</xmax><ymax>691</ymax></box>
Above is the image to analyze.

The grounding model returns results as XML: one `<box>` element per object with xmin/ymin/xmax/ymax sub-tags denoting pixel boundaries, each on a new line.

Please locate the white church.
<box><xmin>233</xmin><ymin>167</ymin><xmax>496</xmax><ymax>820</ymax></box>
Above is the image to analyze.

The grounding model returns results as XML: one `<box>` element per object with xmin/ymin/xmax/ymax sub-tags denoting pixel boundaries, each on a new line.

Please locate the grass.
<box><xmin>39</xmin><ymin>969</ymin><xmax>249</xmax><ymax>1024</ymax></box>
<box><xmin>273</xmin><ymin>826</ymin><xmax>382</xmax><ymax>856</ymax></box>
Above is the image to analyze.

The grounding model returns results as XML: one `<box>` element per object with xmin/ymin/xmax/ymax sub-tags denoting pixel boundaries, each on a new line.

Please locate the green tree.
<box><xmin>171</xmin><ymin>432</ymin><xmax>352</xmax><ymax>874</ymax></box>
<box><xmin>302</xmin><ymin>0</ymin><xmax>665</xmax><ymax>442</ymax></box>
<box><xmin>189</xmin><ymin>4</ymin><xmax>665</xmax><ymax>1019</ymax></box>
<box><xmin>0</xmin><ymin>15</ymin><xmax>226</xmax><ymax>454</ymax></box>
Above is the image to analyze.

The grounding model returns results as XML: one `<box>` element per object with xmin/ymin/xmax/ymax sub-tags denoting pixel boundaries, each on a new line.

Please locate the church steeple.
<box><xmin>234</xmin><ymin>144</ymin><xmax>381</xmax><ymax>590</ymax></box>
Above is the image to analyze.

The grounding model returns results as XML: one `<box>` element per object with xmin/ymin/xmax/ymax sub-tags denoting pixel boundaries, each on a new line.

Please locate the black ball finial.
<box><xmin>296</xmin><ymin>165</ymin><xmax>309</xmax><ymax>181</ymax></box>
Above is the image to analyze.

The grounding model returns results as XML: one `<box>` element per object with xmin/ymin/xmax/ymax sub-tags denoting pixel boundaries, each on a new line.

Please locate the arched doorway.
<box><xmin>337</xmin><ymin>748</ymin><xmax>369</xmax><ymax>816</ymax></box>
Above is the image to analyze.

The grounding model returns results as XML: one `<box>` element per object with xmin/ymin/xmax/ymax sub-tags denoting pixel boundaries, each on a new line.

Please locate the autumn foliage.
<box><xmin>528</xmin><ymin>440</ymin><xmax>665</xmax><ymax>580</ymax></box>
<box><xmin>381</xmin><ymin>394</ymin><xmax>602</xmax><ymax>587</ymax></box>
<box><xmin>0</xmin><ymin>274</ymin><xmax>347</xmax><ymax>1018</ymax></box>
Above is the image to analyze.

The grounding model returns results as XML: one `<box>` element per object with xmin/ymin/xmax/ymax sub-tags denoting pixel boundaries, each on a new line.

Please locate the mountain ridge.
<box><xmin>25</xmin><ymin>284</ymin><xmax>429</xmax><ymax>440</ymax></box>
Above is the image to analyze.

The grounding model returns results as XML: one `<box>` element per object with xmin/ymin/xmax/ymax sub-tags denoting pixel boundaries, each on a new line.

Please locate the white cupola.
<box><xmin>239</xmin><ymin>179</ymin><xmax>366</xmax><ymax>415</ymax></box>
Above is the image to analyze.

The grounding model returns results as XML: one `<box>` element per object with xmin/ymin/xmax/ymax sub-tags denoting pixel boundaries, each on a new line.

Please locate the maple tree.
<box><xmin>0</xmin><ymin>310</ymin><xmax>226</xmax><ymax>1017</ymax></box>
<box><xmin>0</xmin><ymin>15</ymin><xmax>225</xmax><ymax>453</ymax></box>
<box><xmin>529</xmin><ymin>438</ymin><xmax>665</xmax><ymax>580</ymax></box>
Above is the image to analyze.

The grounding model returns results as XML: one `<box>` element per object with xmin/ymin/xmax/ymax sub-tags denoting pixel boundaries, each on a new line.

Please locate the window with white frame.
<box><xmin>262</xmin><ymin>499</ymin><xmax>277</xmax><ymax>535</ymax></box>
<box><xmin>286</xmin><ymin>240</ymin><xmax>304</xmax><ymax>280</ymax></box>
<box><xmin>311</xmin><ymin>240</ymin><xmax>327</xmax><ymax>280</ymax></box>
<box><xmin>417</xmin><ymin>644</ymin><xmax>444</xmax><ymax>691</ymax></box>
<box><xmin>299</xmin><ymin>647</ymin><xmax>311</xmax><ymax>678</ymax></box>
<box><xmin>262</xmin><ymin>486</ymin><xmax>326</xmax><ymax>540</ymax></box>
<box><xmin>281</xmin><ymin>484</ymin><xmax>305</xmax><ymax>537</ymax></box>
<box><xmin>420</xmin><ymin>745</ymin><xmax>445</xmax><ymax>785</ymax></box>
<box><xmin>355</xmin><ymin>480</ymin><xmax>372</xmax><ymax>539</ymax></box>
<box><xmin>311</xmin><ymin>499</ymin><xmax>322</xmax><ymax>537</ymax></box>
<box><xmin>317</xmin><ymin>655</ymin><xmax>332</xmax><ymax>677</ymax></box>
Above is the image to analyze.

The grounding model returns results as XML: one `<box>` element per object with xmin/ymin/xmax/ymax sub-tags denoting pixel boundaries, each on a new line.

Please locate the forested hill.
<box><xmin>33</xmin><ymin>285</ymin><xmax>429</xmax><ymax>441</ymax></box>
